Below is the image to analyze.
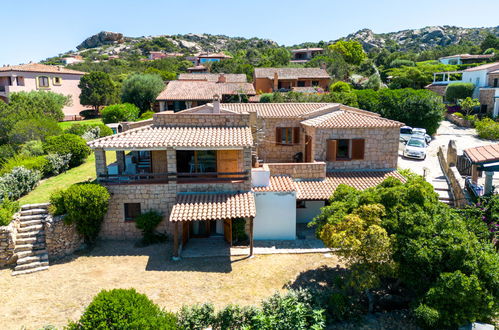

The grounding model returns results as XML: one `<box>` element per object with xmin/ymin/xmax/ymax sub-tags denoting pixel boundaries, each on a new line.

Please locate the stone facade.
<box><xmin>45</xmin><ymin>215</ymin><xmax>83</xmax><ymax>260</ymax></box>
<box><xmin>0</xmin><ymin>221</ymin><xmax>17</xmax><ymax>267</ymax></box>
<box><xmin>479</xmin><ymin>88</ymin><xmax>497</xmax><ymax>115</ymax></box>
<box><xmin>487</xmin><ymin>72</ymin><xmax>499</xmax><ymax>87</ymax></box>
<box><xmin>307</xmin><ymin>126</ymin><xmax>399</xmax><ymax>170</ymax></box>
<box><xmin>445</xmin><ymin>113</ymin><xmax>472</xmax><ymax>128</ymax></box>
<box><xmin>256</xmin><ymin>118</ymin><xmax>304</xmax><ymax>163</ymax></box>
<box><xmin>266</xmin><ymin>162</ymin><xmax>326</xmax><ymax>179</ymax></box>
<box><xmin>154</xmin><ymin>112</ymin><xmax>250</xmax><ymax>128</ymax></box>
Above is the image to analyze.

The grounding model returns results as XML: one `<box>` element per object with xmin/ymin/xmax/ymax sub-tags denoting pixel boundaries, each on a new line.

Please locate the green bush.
<box><xmin>453</xmin><ymin>112</ymin><xmax>464</xmax><ymax>118</ymax></box>
<box><xmin>0</xmin><ymin>155</ymin><xmax>48</xmax><ymax>176</ymax></box>
<box><xmin>259</xmin><ymin>93</ymin><xmax>273</xmax><ymax>103</ymax></box>
<box><xmin>18</xmin><ymin>140</ymin><xmax>45</xmax><ymax>157</ymax></box>
<box><xmin>8</xmin><ymin>118</ymin><xmax>62</xmax><ymax>145</ymax></box>
<box><xmin>0</xmin><ymin>197</ymin><xmax>19</xmax><ymax>226</ymax></box>
<box><xmin>79</xmin><ymin>109</ymin><xmax>99</xmax><ymax>120</ymax></box>
<box><xmin>101</xmin><ymin>103</ymin><xmax>140</xmax><ymax>124</ymax></box>
<box><xmin>43</xmin><ymin>134</ymin><xmax>91</xmax><ymax>168</ymax></box>
<box><xmin>0</xmin><ymin>166</ymin><xmax>41</xmax><ymax>200</ymax></box>
<box><xmin>134</xmin><ymin>210</ymin><xmax>165</xmax><ymax>244</ymax></box>
<box><xmin>389</xmin><ymin>59</ymin><xmax>416</xmax><ymax>68</ymax></box>
<box><xmin>177</xmin><ymin>303</ymin><xmax>216</xmax><ymax>330</ymax></box>
<box><xmin>138</xmin><ymin>111</ymin><xmax>155</xmax><ymax>120</ymax></box>
<box><xmin>475</xmin><ymin>118</ymin><xmax>499</xmax><ymax>140</ymax></box>
<box><xmin>330</xmin><ymin>81</ymin><xmax>351</xmax><ymax>93</ymax></box>
<box><xmin>445</xmin><ymin>82</ymin><xmax>475</xmax><ymax>103</ymax></box>
<box><xmin>65</xmin><ymin>123</ymin><xmax>113</xmax><ymax>138</ymax></box>
<box><xmin>68</xmin><ymin>288</ymin><xmax>177</xmax><ymax>330</ymax></box>
<box><xmin>52</xmin><ymin>183</ymin><xmax>110</xmax><ymax>243</ymax></box>
<box><xmin>214</xmin><ymin>305</ymin><xmax>260</xmax><ymax>330</ymax></box>
<box><xmin>44</xmin><ymin>153</ymin><xmax>72</xmax><ymax>176</ymax></box>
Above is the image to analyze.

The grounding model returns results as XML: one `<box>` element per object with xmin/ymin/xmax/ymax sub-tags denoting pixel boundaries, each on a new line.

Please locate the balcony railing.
<box><xmin>98</xmin><ymin>171</ymin><xmax>250</xmax><ymax>184</ymax></box>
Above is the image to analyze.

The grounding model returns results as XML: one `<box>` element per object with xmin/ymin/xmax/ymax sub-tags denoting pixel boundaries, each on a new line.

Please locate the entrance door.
<box><xmin>223</xmin><ymin>219</ymin><xmax>232</xmax><ymax>245</ymax></box>
<box><xmin>190</xmin><ymin>221</ymin><xmax>209</xmax><ymax>237</ymax></box>
<box><xmin>305</xmin><ymin>135</ymin><xmax>312</xmax><ymax>162</ymax></box>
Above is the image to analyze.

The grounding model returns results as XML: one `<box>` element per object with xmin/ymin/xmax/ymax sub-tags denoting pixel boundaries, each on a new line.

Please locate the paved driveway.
<box><xmin>397</xmin><ymin>120</ymin><xmax>497</xmax><ymax>201</ymax></box>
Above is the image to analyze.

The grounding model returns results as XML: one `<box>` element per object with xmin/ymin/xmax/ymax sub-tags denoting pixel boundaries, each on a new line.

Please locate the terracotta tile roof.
<box><xmin>291</xmin><ymin>48</ymin><xmax>324</xmax><ymax>52</ymax></box>
<box><xmin>221</xmin><ymin>103</ymin><xmax>337</xmax><ymax>118</ymax></box>
<box><xmin>156</xmin><ymin>80</ymin><xmax>255</xmax><ymax>101</ymax></box>
<box><xmin>254</xmin><ymin>67</ymin><xmax>330</xmax><ymax>79</ymax></box>
<box><xmin>170</xmin><ymin>192</ymin><xmax>256</xmax><ymax>222</ymax></box>
<box><xmin>464</xmin><ymin>143</ymin><xmax>499</xmax><ymax>164</ymax></box>
<box><xmin>178</xmin><ymin>73</ymin><xmax>247</xmax><ymax>82</ymax></box>
<box><xmin>0</xmin><ymin>63</ymin><xmax>85</xmax><ymax>75</ymax></box>
<box><xmin>440</xmin><ymin>53</ymin><xmax>494</xmax><ymax>60</ymax></box>
<box><xmin>300</xmin><ymin>109</ymin><xmax>404</xmax><ymax>128</ymax></box>
<box><xmin>88</xmin><ymin>125</ymin><xmax>253</xmax><ymax>149</ymax></box>
<box><xmin>295</xmin><ymin>171</ymin><xmax>405</xmax><ymax>200</ymax></box>
<box><xmin>464</xmin><ymin>62</ymin><xmax>499</xmax><ymax>72</ymax></box>
<box><xmin>253</xmin><ymin>176</ymin><xmax>295</xmax><ymax>192</ymax></box>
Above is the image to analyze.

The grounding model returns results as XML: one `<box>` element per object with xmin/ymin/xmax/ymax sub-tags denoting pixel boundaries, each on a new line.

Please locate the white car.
<box><xmin>400</xmin><ymin>126</ymin><xmax>413</xmax><ymax>143</ymax></box>
<box><xmin>412</xmin><ymin>128</ymin><xmax>431</xmax><ymax>144</ymax></box>
<box><xmin>403</xmin><ymin>137</ymin><xmax>427</xmax><ymax>160</ymax></box>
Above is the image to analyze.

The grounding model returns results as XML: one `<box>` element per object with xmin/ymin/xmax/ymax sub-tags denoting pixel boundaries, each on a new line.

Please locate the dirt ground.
<box><xmin>0</xmin><ymin>241</ymin><xmax>340</xmax><ymax>329</ymax></box>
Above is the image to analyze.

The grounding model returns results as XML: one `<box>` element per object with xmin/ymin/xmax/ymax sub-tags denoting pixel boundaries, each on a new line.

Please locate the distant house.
<box><xmin>186</xmin><ymin>65</ymin><xmax>208</xmax><ymax>73</ymax></box>
<box><xmin>178</xmin><ymin>73</ymin><xmax>248</xmax><ymax>83</ymax></box>
<box><xmin>62</xmin><ymin>55</ymin><xmax>84</xmax><ymax>65</ymax></box>
<box><xmin>290</xmin><ymin>48</ymin><xmax>323</xmax><ymax>63</ymax></box>
<box><xmin>439</xmin><ymin>53</ymin><xmax>494</xmax><ymax>65</ymax></box>
<box><xmin>0</xmin><ymin>63</ymin><xmax>87</xmax><ymax>119</ymax></box>
<box><xmin>156</xmin><ymin>74</ymin><xmax>255</xmax><ymax>111</ymax></box>
<box><xmin>148</xmin><ymin>51</ymin><xmax>184</xmax><ymax>60</ymax></box>
<box><xmin>253</xmin><ymin>67</ymin><xmax>331</xmax><ymax>93</ymax></box>
<box><xmin>186</xmin><ymin>53</ymin><xmax>232</xmax><ymax>66</ymax></box>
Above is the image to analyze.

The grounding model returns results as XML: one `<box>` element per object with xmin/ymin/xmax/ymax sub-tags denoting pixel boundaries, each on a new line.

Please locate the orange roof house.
<box><xmin>254</xmin><ymin>67</ymin><xmax>331</xmax><ymax>93</ymax></box>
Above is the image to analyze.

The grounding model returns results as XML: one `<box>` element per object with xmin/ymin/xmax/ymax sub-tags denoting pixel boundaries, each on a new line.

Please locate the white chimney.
<box><xmin>252</xmin><ymin>164</ymin><xmax>270</xmax><ymax>187</ymax></box>
<box><xmin>212</xmin><ymin>94</ymin><xmax>220</xmax><ymax>114</ymax></box>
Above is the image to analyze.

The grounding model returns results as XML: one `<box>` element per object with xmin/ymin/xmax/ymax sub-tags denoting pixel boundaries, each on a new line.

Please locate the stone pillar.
<box><xmin>167</xmin><ymin>149</ymin><xmax>176</xmax><ymax>173</ymax></box>
<box><xmin>116</xmin><ymin>151</ymin><xmax>125</xmax><ymax>174</ymax></box>
<box><xmin>94</xmin><ymin>148</ymin><xmax>107</xmax><ymax>177</ymax></box>
<box><xmin>249</xmin><ymin>217</ymin><xmax>254</xmax><ymax>257</ymax></box>
<box><xmin>447</xmin><ymin>140</ymin><xmax>457</xmax><ymax>167</ymax></box>
<box><xmin>484</xmin><ymin>171</ymin><xmax>494</xmax><ymax>195</ymax></box>
<box><xmin>172</xmin><ymin>221</ymin><xmax>179</xmax><ymax>260</ymax></box>
<box><xmin>471</xmin><ymin>164</ymin><xmax>479</xmax><ymax>184</ymax></box>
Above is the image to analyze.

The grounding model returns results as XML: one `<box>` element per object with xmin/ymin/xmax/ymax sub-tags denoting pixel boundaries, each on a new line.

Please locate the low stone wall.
<box><xmin>45</xmin><ymin>215</ymin><xmax>83</xmax><ymax>260</ymax></box>
<box><xmin>446</xmin><ymin>113</ymin><xmax>472</xmax><ymax>128</ymax></box>
<box><xmin>437</xmin><ymin>144</ymin><xmax>469</xmax><ymax>208</ymax></box>
<box><xmin>0</xmin><ymin>221</ymin><xmax>17</xmax><ymax>267</ymax></box>
<box><xmin>266</xmin><ymin>162</ymin><xmax>326</xmax><ymax>179</ymax></box>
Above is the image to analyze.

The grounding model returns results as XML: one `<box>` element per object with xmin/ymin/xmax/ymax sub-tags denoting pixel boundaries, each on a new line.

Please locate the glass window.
<box><xmin>297</xmin><ymin>81</ymin><xmax>306</xmax><ymax>87</ymax></box>
<box><xmin>312</xmin><ymin>80</ymin><xmax>319</xmax><ymax>86</ymax></box>
<box><xmin>124</xmin><ymin>203</ymin><xmax>141</xmax><ymax>222</ymax></box>
<box><xmin>16</xmin><ymin>76</ymin><xmax>25</xmax><ymax>86</ymax></box>
<box><xmin>38</xmin><ymin>76</ymin><xmax>49</xmax><ymax>88</ymax></box>
<box><xmin>53</xmin><ymin>77</ymin><xmax>62</xmax><ymax>85</ymax></box>
<box><xmin>280</xmin><ymin>127</ymin><xmax>293</xmax><ymax>145</ymax></box>
<box><xmin>177</xmin><ymin>150</ymin><xmax>217</xmax><ymax>173</ymax></box>
<box><xmin>336</xmin><ymin>139</ymin><xmax>350</xmax><ymax>159</ymax></box>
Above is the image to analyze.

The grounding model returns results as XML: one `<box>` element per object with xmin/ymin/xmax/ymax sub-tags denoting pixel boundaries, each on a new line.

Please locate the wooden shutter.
<box><xmin>326</xmin><ymin>140</ymin><xmax>337</xmax><ymax>161</ymax></box>
<box><xmin>351</xmin><ymin>139</ymin><xmax>365</xmax><ymax>160</ymax></box>
<box><xmin>217</xmin><ymin>150</ymin><xmax>240</xmax><ymax>178</ymax></box>
<box><xmin>293</xmin><ymin>127</ymin><xmax>300</xmax><ymax>144</ymax></box>
<box><xmin>275</xmin><ymin>127</ymin><xmax>282</xmax><ymax>145</ymax></box>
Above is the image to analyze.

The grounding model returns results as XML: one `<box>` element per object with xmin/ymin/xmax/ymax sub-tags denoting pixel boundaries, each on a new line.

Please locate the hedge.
<box><xmin>101</xmin><ymin>103</ymin><xmax>140</xmax><ymax>124</ymax></box>
<box><xmin>445</xmin><ymin>82</ymin><xmax>475</xmax><ymax>103</ymax></box>
<box><xmin>43</xmin><ymin>134</ymin><xmax>91</xmax><ymax>168</ymax></box>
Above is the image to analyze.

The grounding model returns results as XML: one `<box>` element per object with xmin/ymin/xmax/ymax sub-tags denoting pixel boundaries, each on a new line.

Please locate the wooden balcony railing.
<box><xmin>98</xmin><ymin>171</ymin><xmax>250</xmax><ymax>185</ymax></box>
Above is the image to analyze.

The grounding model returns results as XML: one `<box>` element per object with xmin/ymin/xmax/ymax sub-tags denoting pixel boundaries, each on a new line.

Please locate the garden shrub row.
<box><xmin>0</xmin><ymin>197</ymin><xmax>19</xmax><ymax>226</ymax></box>
<box><xmin>475</xmin><ymin>118</ymin><xmax>499</xmax><ymax>140</ymax></box>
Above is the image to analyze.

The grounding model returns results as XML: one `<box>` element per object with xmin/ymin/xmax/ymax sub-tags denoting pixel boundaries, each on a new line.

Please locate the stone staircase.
<box><xmin>432</xmin><ymin>178</ymin><xmax>455</xmax><ymax>207</ymax></box>
<box><xmin>12</xmin><ymin>203</ymin><xmax>50</xmax><ymax>276</ymax></box>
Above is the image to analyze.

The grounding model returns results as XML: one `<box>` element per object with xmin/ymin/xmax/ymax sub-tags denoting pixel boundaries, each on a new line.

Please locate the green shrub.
<box><xmin>18</xmin><ymin>140</ymin><xmax>45</xmax><ymax>157</ymax></box>
<box><xmin>49</xmin><ymin>190</ymin><xmax>66</xmax><ymax>216</ymax></box>
<box><xmin>52</xmin><ymin>183</ymin><xmax>110</xmax><ymax>243</ymax></box>
<box><xmin>0</xmin><ymin>197</ymin><xmax>19</xmax><ymax>226</ymax></box>
<box><xmin>389</xmin><ymin>59</ymin><xmax>416</xmax><ymax>68</ymax></box>
<box><xmin>65</xmin><ymin>123</ymin><xmax>113</xmax><ymax>139</ymax></box>
<box><xmin>330</xmin><ymin>81</ymin><xmax>352</xmax><ymax>93</ymax></box>
<box><xmin>0</xmin><ymin>166</ymin><xmax>41</xmax><ymax>200</ymax></box>
<box><xmin>475</xmin><ymin>118</ymin><xmax>499</xmax><ymax>140</ymax></box>
<box><xmin>79</xmin><ymin>109</ymin><xmax>99</xmax><ymax>120</ymax></box>
<box><xmin>259</xmin><ymin>93</ymin><xmax>274</xmax><ymax>103</ymax></box>
<box><xmin>138</xmin><ymin>111</ymin><xmax>155</xmax><ymax>120</ymax></box>
<box><xmin>134</xmin><ymin>210</ymin><xmax>165</xmax><ymax>244</ymax></box>
<box><xmin>214</xmin><ymin>304</ymin><xmax>260</xmax><ymax>330</ymax></box>
<box><xmin>101</xmin><ymin>103</ymin><xmax>140</xmax><ymax>124</ymax></box>
<box><xmin>8</xmin><ymin>118</ymin><xmax>62</xmax><ymax>145</ymax></box>
<box><xmin>44</xmin><ymin>153</ymin><xmax>72</xmax><ymax>176</ymax></box>
<box><xmin>177</xmin><ymin>303</ymin><xmax>216</xmax><ymax>329</ymax></box>
<box><xmin>68</xmin><ymin>288</ymin><xmax>177</xmax><ymax>330</ymax></box>
<box><xmin>0</xmin><ymin>145</ymin><xmax>16</xmax><ymax>163</ymax></box>
<box><xmin>0</xmin><ymin>155</ymin><xmax>48</xmax><ymax>176</ymax></box>
<box><xmin>453</xmin><ymin>112</ymin><xmax>464</xmax><ymax>118</ymax></box>
<box><xmin>43</xmin><ymin>134</ymin><xmax>91</xmax><ymax>168</ymax></box>
<box><xmin>445</xmin><ymin>82</ymin><xmax>475</xmax><ymax>103</ymax></box>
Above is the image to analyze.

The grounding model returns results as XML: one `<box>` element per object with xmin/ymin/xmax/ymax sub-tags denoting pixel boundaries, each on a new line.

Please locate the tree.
<box><xmin>480</xmin><ymin>33</ymin><xmax>499</xmax><ymax>52</ymax></box>
<box><xmin>78</xmin><ymin>71</ymin><xmax>119</xmax><ymax>112</ymax></box>
<box><xmin>459</xmin><ymin>97</ymin><xmax>480</xmax><ymax>116</ymax></box>
<box><xmin>101</xmin><ymin>103</ymin><xmax>140</xmax><ymax>124</ymax></box>
<box><xmin>121</xmin><ymin>74</ymin><xmax>165</xmax><ymax>113</ymax></box>
<box><xmin>330</xmin><ymin>81</ymin><xmax>352</xmax><ymax>93</ymax></box>
<box><xmin>445</xmin><ymin>83</ymin><xmax>475</xmax><ymax>103</ymax></box>
<box><xmin>8</xmin><ymin>118</ymin><xmax>62</xmax><ymax>145</ymax></box>
<box><xmin>329</xmin><ymin>40</ymin><xmax>366</xmax><ymax>65</ymax></box>
<box><xmin>8</xmin><ymin>90</ymin><xmax>69</xmax><ymax>121</ymax></box>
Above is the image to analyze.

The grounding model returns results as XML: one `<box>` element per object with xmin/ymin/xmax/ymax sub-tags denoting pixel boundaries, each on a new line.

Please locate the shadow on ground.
<box><xmin>286</xmin><ymin>264</ymin><xmax>350</xmax><ymax>292</ymax></box>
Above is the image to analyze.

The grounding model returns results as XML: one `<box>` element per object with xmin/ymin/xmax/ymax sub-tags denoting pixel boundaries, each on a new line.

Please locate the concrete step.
<box><xmin>16</xmin><ymin>237</ymin><xmax>38</xmax><ymax>245</ymax></box>
<box><xmin>434</xmin><ymin>187</ymin><xmax>451</xmax><ymax>192</ymax></box>
<box><xmin>19</xmin><ymin>214</ymin><xmax>46</xmax><ymax>222</ymax></box>
<box><xmin>14</xmin><ymin>260</ymin><xmax>49</xmax><ymax>271</ymax></box>
<box><xmin>20</xmin><ymin>209</ymin><xmax>48</xmax><ymax>216</ymax></box>
<box><xmin>12</xmin><ymin>265</ymin><xmax>49</xmax><ymax>276</ymax></box>
<box><xmin>17</xmin><ymin>230</ymin><xmax>45</xmax><ymax>239</ymax></box>
<box><xmin>19</xmin><ymin>219</ymin><xmax>43</xmax><ymax>228</ymax></box>
<box><xmin>16</xmin><ymin>253</ymin><xmax>48</xmax><ymax>265</ymax></box>
<box><xmin>17</xmin><ymin>224</ymin><xmax>43</xmax><ymax>233</ymax></box>
<box><xmin>14</xmin><ymin>243</ymin><xmax>45</xmax><ymax>252</ymax></box>
<box><xmin>17</xmin><ymin>249</ymin><xmax>47</xmax><ymax>258</ymax></box>
<box><xmin>21</xmin><ymin>203</ymin><xmax>50</xmax><ymax>211</ymax></box>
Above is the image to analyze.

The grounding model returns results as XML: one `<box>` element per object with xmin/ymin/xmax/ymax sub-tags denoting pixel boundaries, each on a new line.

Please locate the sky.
<box><xmin>2</xmin><ymin>0</ymin><xmax>499</xmax><ymax>66</ymax></box>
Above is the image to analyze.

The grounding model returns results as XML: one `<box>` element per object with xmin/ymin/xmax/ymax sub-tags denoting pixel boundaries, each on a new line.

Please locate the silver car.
<box><xmin>412</xmin><ymin>128</ymin><xmax>431</xmax><ymax>144</ymax></box>
<box><xmin>403</xmin><ymin>137</ymin><xmax>427</xmax><ymax>160</ymax></box>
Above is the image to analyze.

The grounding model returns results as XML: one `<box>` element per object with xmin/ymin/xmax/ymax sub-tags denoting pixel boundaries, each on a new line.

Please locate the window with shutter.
<box><xmin>351</xmin><ymin>139</ymin><xmax>365</xmax><ymax>160</ymax></box>
<box><xmin>336</xmin><ymin>139</ymin><xmax>350</xmax><ymax>159</ymax></box>
<box><xmin>276</xmin><ymin>127</ymin><xmax>294</xmax><ymax>145</ymax></box>
<box><xmin>293</xmin><ymin>127</ymin><xmax>300</xmax><ymax>144</ymax></box>
<box><xmin>326</xmin><ymin>140</ymin><xmax>337</xmax><ymax>161</ymax></box>
<box><xmin>275</xmin><ymin>127</ymin><xmax>282</xmax><ymax>144</ymax></box>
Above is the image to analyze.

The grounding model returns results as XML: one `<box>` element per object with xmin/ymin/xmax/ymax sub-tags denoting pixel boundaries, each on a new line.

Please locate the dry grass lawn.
<box><xmin>0</xmin><ymin>241</ymin><xmax>341</xmax><ymax>329</ymax></box>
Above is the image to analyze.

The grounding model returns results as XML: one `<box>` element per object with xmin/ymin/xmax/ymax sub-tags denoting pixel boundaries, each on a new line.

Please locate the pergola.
<box><xmin>464</xmin><ymin>143</ymin><xmax>499</xmax><ymax>195</ymax></box>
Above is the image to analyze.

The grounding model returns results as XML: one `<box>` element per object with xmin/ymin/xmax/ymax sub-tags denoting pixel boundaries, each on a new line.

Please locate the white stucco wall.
<box><xmin>253</xmin><ymin>191</ymin><xmax>296</xmax><ymax>240</ymax></box>
<box><xmin>462</xmin><ymin>70</ymin><xmax>489</xmax><ymax>98</ymax></box>
<box><xmin>296</xmin><ymin>201</ymin><xmax>325</xmax><ymax>223</ymax></box>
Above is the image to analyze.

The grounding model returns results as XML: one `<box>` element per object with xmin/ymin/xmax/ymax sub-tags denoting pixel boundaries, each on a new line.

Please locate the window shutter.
<box><xmin>293</xmin><ymin>127</ymin><xmax>300</xmax><ymax>144</ymax></box>
<box><xmin>351</xmin><ymin>139</ymin><xmax>365</xmax><ymax>160</ymax></box>
<box><xmin>275</xmin><ymin>128</ymin><xmax>282</xmax><ymax>145</ymax></box>
<box><xmin>326</xmin><ymin>140</ymin><xmax>337</xmax><ymax>161</ymax></box>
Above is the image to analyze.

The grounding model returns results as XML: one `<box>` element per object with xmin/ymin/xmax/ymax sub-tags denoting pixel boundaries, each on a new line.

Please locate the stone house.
<box><xmin>88</xmin><ymin>100</ymin><xmax>403</xmax><ymax>257</ymax></box>
<box><xmin>0</xmin><ymin>63</ymin><xmax>87</xmax><ymax>120</ymax></box>
<box><xmin>253</xmin><ymin>68</ymin><xmax>331</xmax><ymax>93</ymax></box>
<box><xmin>290</xmin><ymin>48</ymin><xmax>324</xmax><ymax>63</ymax></box>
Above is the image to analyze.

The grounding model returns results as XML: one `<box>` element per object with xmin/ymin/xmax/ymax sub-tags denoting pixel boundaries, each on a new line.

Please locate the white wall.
<box><xmin>296</xmin><ymin>201</ymin><xmax>325</xmax><ymax>223</ymax></box>
<box><xmin>462</xmin><ymin>70</ymin><xmax>489</xmax><ymax>98</ymax></box>
<box><xmin>253</xmin><ymin>191</ymin><xmax>296</xmax><ymax>240</ymax></box>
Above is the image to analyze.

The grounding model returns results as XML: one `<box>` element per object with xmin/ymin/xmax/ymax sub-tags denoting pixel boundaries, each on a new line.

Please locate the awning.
<box><xmin>169</xmin><ymin>192</ymin><xmax>256</xmax><ymax>222</ymax></box>
<box><xmin>464</xmin><ymin>143</ymin><xmax>499</xmax><ymax>165</ymax></box>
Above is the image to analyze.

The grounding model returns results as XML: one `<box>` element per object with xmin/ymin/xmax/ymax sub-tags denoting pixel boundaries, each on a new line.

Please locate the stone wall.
<box><xmin>256</xmin><ymin>118</ymin><xmax>304</xmax><ymax>163</ymax></box>
<box><xmin>479</xmin><ymin>88</ymin><xmax>496</xmax><ymax>115</ymax></box>
<box><xmin>0</xmin><ymin>221</ymin><xmax>17</xmax><ymax>267</ymax></box>
<box><xmin>266</xmin><ymin>162</ymin><xmax>326</xmax><ymax>179</ymax></box>
<box><xmin>437</xmin><ymin>143</ymin><xmax>468</xmax><ymax>208</ymax></box>
<box><xmin>45</xmin><ymin>215</ymin><xmax>83</xmax><ymax>260</ymax></box>
<box><xmin>487</xmin><ymin>72</ymin><xmax>499</xmax><ymax>87</ymax></box>
<box><xmin>311</xmin><ymin>127</ymin><xmax>399</xmax><ymax>170</ymax></box>
<box><xmin>445</xmin><ymin>113</ymin><xmax>472</xmax><ymax>128</ymax></box>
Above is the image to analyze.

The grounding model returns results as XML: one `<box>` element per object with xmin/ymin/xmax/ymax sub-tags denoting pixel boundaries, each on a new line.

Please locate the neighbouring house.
<box><xmin>178</xmin><ymin>73</ymin><xmax>248</xmax><ymax>83</ymax></box>
<box><xmin>438</xmin><ymin>53</ymin><xmax>495</xmax><ymax>65</ymax></box>
<box><xmin>290</xmin><ymin>48</ymin><xmax>324</xmax><ymax>63</ymax></box>
<box><xmin>88</xmin><ymin>100</ymin><xmax>403</xmax><ymax>257</ymax></box>
<box><xmin>148</xmin><ymin>51</ymin><xmax>184</xmax><ymax>60</ymax></box>
<box><xmin>155</xmin><ymin>74</ymin><xmax>255</xmax><ymax>111</ymax></box>
<box><xmin>253</xmin><ymin>67</ymin><xmax>330</xmax><ymax>93</ymax></box>
<box><xmin>186</xmin><ymin>52</ymin><xmax>232</xmax><ymax>66</ymax></box>
<box><xmin>186</xmin><ymin>65</ymin><xmax>209</xmax><ymax>73</ymax></box>
<box><xmin>62</xmin><ymin>55</ymin><xmax>84</xmax><ymax>65</ymax></box>
<box><xmin>0</xmin><ymin>63</ymin><xmax>87</xmax><ymax>119</ymax></box>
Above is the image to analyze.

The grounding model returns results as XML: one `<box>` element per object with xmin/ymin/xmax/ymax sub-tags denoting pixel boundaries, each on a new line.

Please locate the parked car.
<box><xmin>412</xmin><ymin>127</ymin><xmax>431</xmax><ymax>144</ymax></box>
<box><xmin>403</xmin><ymin>137</ymin><xmax>428</xmax><ymax>160</ymax></box>
<box><xmin>400</xmin><ymin>126</ymin><xmax>413</xmax><ymax>142</ymax></box>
